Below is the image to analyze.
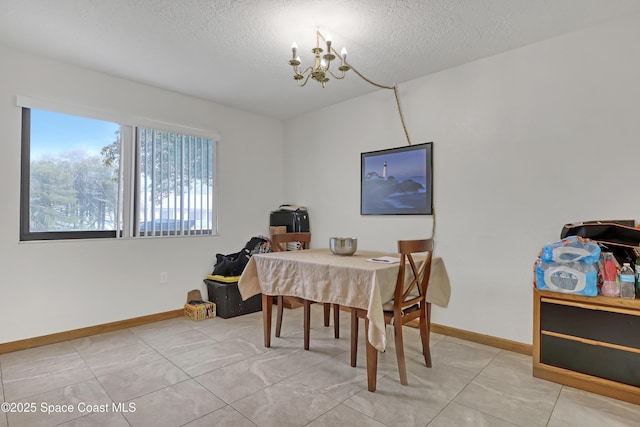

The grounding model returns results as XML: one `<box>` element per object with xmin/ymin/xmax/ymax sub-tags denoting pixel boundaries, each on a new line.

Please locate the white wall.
<box><xmin>0</xmin><ymin>47</ymin><xmax>284</xmax><ymax>343</ymax></box>
<box><xmin>283</xmin><ymin>14</ymin><xmax>640</xmax><ymax>344</ymax></box>
<box><xmin>3</xmin><ymin>13</ymin><xmax>639</xmax><ymax>347</ymax></box>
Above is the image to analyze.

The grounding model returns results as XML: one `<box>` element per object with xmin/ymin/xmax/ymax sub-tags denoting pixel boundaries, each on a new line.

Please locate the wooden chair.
<box><xmin>350</xmin><ymin>239</ymin><xmax>434</xmax><ymax>386</ymax></box>
<box><xmin>270</xmin><ymin>232</ymin><xmax>339</xmax><ymax>350</ymax></box>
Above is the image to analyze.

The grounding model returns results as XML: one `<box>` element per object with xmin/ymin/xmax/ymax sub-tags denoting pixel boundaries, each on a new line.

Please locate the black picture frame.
<box><xmin>361</xmin><ymin>142</ymin><xmax>433</xmax><ymax>215</ymax></box>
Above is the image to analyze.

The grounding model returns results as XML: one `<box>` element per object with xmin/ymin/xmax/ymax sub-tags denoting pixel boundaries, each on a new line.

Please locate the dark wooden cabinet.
<box><xmin>533</xmin><ymin>289</ymin><xmax>640</xmax><ymax>404</ymax></box>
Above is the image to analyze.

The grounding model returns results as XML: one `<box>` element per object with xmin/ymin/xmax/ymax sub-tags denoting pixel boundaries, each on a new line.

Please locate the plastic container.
<box><xmin>635</xmin><ymin>257</ymin><xmax>640</xmax><ymax>297</ymax></box>
<box><xmin>600</xmin><ymin>252</ymin><xmax>620</xmax><ymax>297</ymax></box>
<box><xmin>540</xmin><ymin>236</ymin><xmax>600</xmax><ymax>264</ymax></box>
<box><xmin>204</xmin><ymin>276</ymin><xmax>262</xmax><ymax>318</ymax></box>
<box><xmin>535</xmin><ymin>261</ymin><xmax>598</xmax><ymax>296</ymax></box>
<box><xmin>620</xmin><ymin>263</ymin><xmax>636</xmax><ymax>299</ymax></box>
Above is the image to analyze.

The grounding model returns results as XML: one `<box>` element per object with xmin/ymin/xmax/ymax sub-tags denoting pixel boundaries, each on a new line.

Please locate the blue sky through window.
<box><xmin>31</xmin><ymin>109</ymin><xmax>120</xmax><ymax>160</ymax></box>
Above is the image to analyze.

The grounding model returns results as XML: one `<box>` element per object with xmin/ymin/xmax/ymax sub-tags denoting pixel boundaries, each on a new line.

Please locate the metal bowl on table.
<box><xmin>329</xmin><ymin>237</ymin><xmax>358</xmax><ymax>256</ymax></box>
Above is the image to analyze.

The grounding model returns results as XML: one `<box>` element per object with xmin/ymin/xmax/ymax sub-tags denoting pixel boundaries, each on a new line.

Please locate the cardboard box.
<box><xmin>184</xmin><ymin>289</ymin><xmax>216</xmax><ymax>321</ymax></box>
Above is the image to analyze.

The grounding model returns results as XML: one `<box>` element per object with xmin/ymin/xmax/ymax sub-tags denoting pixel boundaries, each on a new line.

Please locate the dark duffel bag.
<box><xmin>211</xmin><ymin>236</ymin><xmax>270</xmax><ymax>276</ymax></box>
<box><xmin>561</xmin><ymin>220</ymin><xmax>640</xmax><ymax>265</ymax></box>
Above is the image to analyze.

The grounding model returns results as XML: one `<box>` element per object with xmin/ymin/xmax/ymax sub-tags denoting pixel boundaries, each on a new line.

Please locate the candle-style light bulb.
<box><xmin>320</xmin><ymin>58</ymin><xmax>327</xmax><ymax>69</ymax></box>
<box><xmin>325</xmin><ymin>34</ymin><xmax>332</xmax><ymax>52</ymax></box>
<box><xmin>340</xmin><ymin>47</ymin><xmax>347</xmax><ymax>62</ymax></box>
<box><xmin>291</xmin><ymin>41</ymin><xmax>298</xmax><ymax>59</ymax></box>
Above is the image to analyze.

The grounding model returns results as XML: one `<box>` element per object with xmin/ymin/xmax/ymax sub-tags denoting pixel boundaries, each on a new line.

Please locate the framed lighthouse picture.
<box><xmin>360</xmin><ymin>142</ymin><xmax>433</xmax><ymax>215</ymax></box>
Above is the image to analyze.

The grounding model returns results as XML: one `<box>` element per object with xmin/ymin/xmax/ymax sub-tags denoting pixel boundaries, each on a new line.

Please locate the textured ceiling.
<box><xmin>1</xmin><ymin>0</ymin><xmax>640</xmax><ymax>119</ymax></box>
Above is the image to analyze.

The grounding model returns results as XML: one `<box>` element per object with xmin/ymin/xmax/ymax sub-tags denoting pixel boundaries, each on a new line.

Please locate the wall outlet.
<box><xmin>160</xmin><ymin>272</ymin><xmax>168</xmax><ymax>283</ymax></box>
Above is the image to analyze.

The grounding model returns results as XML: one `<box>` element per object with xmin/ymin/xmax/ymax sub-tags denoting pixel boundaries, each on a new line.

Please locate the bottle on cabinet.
<box><xmin>600</xmin><ymin>252</ymin><xmax>620</xmax><ymax>297</ymax></box>
<box><xmin>635</xmin><ymin>257</ymin><xmax>640</xmax><ymax>298</ymax></box>
<box><xmin>619</xmin><ymin>263</ymin><xmax>636</xmax><ymax>299</ymax></box>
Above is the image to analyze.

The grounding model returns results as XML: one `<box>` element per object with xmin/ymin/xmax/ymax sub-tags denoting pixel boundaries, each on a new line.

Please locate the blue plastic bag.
<box><xmin>540</xmin><ymin>236</ymin><xmax>600</xmax><ymax>265</ymax></box>
<box><xmin>535</xmin><ymin>261</ymin><xmax>598</xmax><ymax>296</ymax></box>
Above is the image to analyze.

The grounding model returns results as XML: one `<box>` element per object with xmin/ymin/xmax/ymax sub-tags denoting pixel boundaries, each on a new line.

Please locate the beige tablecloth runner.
<box><xmin>238</xmin><ymin>249</ymin><xmax>450</xmax><ymax>352</ymax></box>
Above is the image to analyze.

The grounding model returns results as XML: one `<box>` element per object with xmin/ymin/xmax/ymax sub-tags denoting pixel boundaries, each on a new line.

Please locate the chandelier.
<box><xmin>289</xmin><ymin>31</ymin><xmax>350</xmax><ymax>88</ymax></box>
<box><xmin>288</xmin><ymin>29</ymin><xmax>413</xmax><ymax>146</ymax></box>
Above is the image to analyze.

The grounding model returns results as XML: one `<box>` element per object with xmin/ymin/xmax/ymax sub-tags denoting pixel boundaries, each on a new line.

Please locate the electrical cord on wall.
<box><xmin>319</xmin><ymin>31</ymin><xmax>413</xmax><ymax>147</ymax></box>
<box><xmin>322</xmin><ymin>31</ymin><xmax>438</xmax><ymax>241</ymax></box>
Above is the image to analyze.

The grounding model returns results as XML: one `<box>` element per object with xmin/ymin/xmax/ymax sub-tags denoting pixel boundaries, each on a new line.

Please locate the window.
<box><xmin>136</xmin><ymin>128</ymin><xmax>214</xmax><ymax>237</ymax></box>
<box><xmin>20</xmin><ymin>106</ymin><xmax>217</xmax><ymax>241</ymax></box>
<box><xmin>20</xmin><ymin>109</ymin><xmax>121</xmax><ymax>240</ymax></box>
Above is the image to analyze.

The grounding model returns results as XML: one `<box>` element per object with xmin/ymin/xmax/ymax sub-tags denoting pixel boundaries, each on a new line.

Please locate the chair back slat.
<box><xmin>271</xmin><ymin>232</ymin><xmax>311</xmax><ymax>252</ymax></box>
<box><xmin>394</xmin><ymin>239</ymin><xmax>434</xmax><ymax>311</ymax></box>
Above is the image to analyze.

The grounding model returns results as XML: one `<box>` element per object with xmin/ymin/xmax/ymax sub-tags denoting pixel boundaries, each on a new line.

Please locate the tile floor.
<box><xmin>1</xmin><ymin>305</ymin><xmax>639</xmax><ymax>427</ymax></box>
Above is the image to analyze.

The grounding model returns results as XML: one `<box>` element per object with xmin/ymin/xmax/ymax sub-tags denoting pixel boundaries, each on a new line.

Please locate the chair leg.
<box><xmin>303</xmin><ymin>300</ymin><xmax>312</xmax><ymax>350</ymax></box>
<box><xmin>333</xmin><ymin>304</ymin><xmax>340</xmax><ymax>339</ymax></box>
<box><xmin>420</xmin><ymin>302</ymin><xmax>432</xmax><ymax>368</ymax></box>
<box><xmin>350</xmin><ymin>308</ymin><xmax>358</xmax><ymax>367</ymax></box>
<box><xmin>394</xmin><ymin>319</ymin><xmax>408</xmax><ymax>385</ymax></box>
<box><xmin>275</xmin><ymin>296</ymin><xmax>284</xmax><ymax>338</ymax></box>
<box><xmin>323</xmin><ymin>303</ymin><xmax>330</xmax><ymax>327</ymax></box>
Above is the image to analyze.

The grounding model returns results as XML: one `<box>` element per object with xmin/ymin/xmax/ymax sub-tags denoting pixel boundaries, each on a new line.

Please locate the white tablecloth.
<box><xmin>238</xmin><ymin>249</ymin><xmax>451</xmax><ymax>352</ymax></box>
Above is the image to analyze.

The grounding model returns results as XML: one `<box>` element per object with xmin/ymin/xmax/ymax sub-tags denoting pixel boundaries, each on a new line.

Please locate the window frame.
<box><xmin>19</xmin><ymin>108</ymin><xmax>120</xmax><ymax>241</ymax></box>
<box><xmin>18</xmin><ymin>97</ymin><xmax>219</xmax><ymax>241</ymax></box>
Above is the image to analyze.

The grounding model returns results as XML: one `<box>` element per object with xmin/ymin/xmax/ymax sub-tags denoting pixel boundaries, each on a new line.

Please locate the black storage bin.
<box><xmin>204</xmin><ymin>279</ymin><xmax>262</xmax><ymax>319</ymax></box>
<box><xmin>269</xmin><ymin>208</ymin><xmax>310</xmax><ymax>232</ymax></box>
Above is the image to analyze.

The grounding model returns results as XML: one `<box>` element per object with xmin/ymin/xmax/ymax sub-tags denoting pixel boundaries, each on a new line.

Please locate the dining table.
<box><xmin>237</xmin><ymin>248</ymin><xmax>451</xmax><ymax>391</ymax></box>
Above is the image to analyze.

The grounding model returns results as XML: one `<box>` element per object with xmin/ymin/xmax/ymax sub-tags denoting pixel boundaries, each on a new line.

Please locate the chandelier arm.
<box><xmin>296</xmin><ymin>72</ymin><xmax>313</xmax><ymax>87</ymax></box>
<box><xmin>297</xmin><ymin>65</ymin><xmax>314</xmax><ymax>76</ymax></box>
<box><xmin>326</xmin><ymin>68</ymin><xmax>346</xmax><ymax>80</ymax></box>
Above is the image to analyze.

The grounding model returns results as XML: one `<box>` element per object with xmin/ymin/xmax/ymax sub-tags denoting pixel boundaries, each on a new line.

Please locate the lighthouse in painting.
<box><xmin>382</xmin><ymin>161</ymin><xmax>387</xmax><ymax>178</ymax></box>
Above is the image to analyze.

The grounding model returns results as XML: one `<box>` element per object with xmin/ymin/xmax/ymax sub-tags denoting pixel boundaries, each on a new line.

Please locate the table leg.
<box><xmin>323</xmin><ymin>303</ymin><xmax>330</xmax><ymax>327</ymax></box>
<box><xmin>262</xmin><ymin>294</ymin><xmax>272</xmax><ymax>348</ymax></box>
<box><xmin>304</xmin><ymin>300</ymin><xmax>312</xmax><ymax>350</ymax></box>
<box><xmin>365</xmin><ymin>317</ymin><xmax>377</xmax><ymax>392</ymax></box>
<box><xmin>350</xmin><ymin>309</ymin><xmax>358</xmax><ymax>367</ymax></box>
<box><xmin>333</xmin><ymin>304</ymin><xmax>340</xmax><ymax>339</ymax></box>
